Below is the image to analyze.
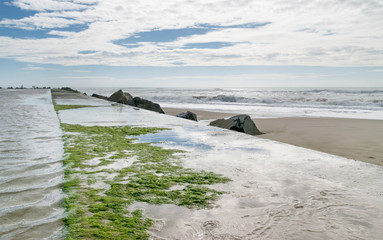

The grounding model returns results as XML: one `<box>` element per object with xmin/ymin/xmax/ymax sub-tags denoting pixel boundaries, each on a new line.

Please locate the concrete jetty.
<box><xmin>52</xmin><ymin>90</ymin><xmax>383</xmax><ymax>239</ymax></box>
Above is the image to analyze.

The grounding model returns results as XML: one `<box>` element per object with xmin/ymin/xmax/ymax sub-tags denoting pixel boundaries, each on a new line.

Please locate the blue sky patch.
<box><xmin>199</xmin><ymin>22</ymin><xmax>271</xmax><ymax>29</ymax></box>
<box><xmin>52</xmin><ymin>24</ymin><xmax>89</xmax><ymax>33</ymax></box>
<box><xmin>114</xmin><ymin>23</ymin><xmax>270</xmax><ymax>47</ymax></box>
<box><xmin>0</xmin><ymin>27</ymin><xmax>61</xmax><ymax>39</ymax></box>
<box><xmin>0</xmin><ymin>2</ymin><xmax>37</xmax><ymax>20</ymax></box>
<box><xmin>183</xmin><ymin>42</ymin><xmax>236</xmax><ymax>49</ymax></box>
<box><xmin>78</xmin><ymin>50</ymin><xmax>97</xmax><ymax>54</ymax></box>
<box><xmin>114</xmin><ymin>27</ymin><xmax>211</xmax><ymax>46</ymax></box>
<box><xmin>0</xmin><ymin>23</ymin><xmax>89</xmax><ymax>39</ymax></box>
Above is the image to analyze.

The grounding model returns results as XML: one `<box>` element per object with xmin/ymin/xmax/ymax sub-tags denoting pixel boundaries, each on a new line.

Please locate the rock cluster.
<box><xmin>209</xmin><ymin>114</ymin><xmax>262</xmax><ymax>135</ymax></box>
<box><xmin>107</xmin><ymin>90</ymin><xmax>135</xmax><ymax>106</ymax></box>
<box><xmin>93</xmin><ymin>89</ymin><xmax>165</xmax><ymax>114</ymax></box>
<box><xmin>91</xmin><ymin>93</ymin><xmax>108</xmax><ymax>100</ymax></box>
<box><xmin>133</xmin><ymin>97</ymin><xmax>164</xmax><ymax>114</ymax></box>
<box><xmin>92</xmin><ymin>90</ymin><xmax>263</xmax><ymax>136</ymax></box>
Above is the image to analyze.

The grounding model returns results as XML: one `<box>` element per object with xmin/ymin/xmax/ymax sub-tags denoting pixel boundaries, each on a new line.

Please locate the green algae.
<box><xmin>60</xmin><ymin>123</ymin><xmax>230</xmax><ymax>239</ymax></box>
<box><xmin>54</xmin><ymin>104</ymin><xmax>98</xmax><ymax>112</ymax></box>
<box><xmin>63</xmin><ymin>188</ymin><xmax>152</xmax><ymax>240</ymax></box>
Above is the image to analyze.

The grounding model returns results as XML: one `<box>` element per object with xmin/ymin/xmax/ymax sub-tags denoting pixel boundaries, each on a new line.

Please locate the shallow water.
<box><xmin>0</xmin><ymin>90</ymin><xmax>64</xmax><ymax>240</ymax></box>
<box><xmin>132</xmin><ymin>128</ymin><xmax>383</xmax><ymax>240</ymax></box>
<box><xmin>135</xmin><ymin>127</ymin><xmax>217</xmax><ymax>151</ymax></box>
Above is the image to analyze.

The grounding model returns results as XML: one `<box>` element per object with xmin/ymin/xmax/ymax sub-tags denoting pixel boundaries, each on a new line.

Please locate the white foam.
<box><xmin>79</xmin><ymin>87</ymin><xmax>383</xmax><ymax>120</ymax></box>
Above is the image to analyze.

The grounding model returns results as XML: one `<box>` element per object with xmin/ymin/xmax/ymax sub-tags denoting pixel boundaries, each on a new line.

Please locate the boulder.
<box><xmin>176</xmin><ymin>111</ymin><xmax>198</xmax><ymax>121</ymax></box>
<box><xmin>133</xmin><ymin>97</ymin><xmax>165</xmax><ymax>114</ymax></box>
<box><xmin>124</xmin><ymin>93</ymin><xmax>135</xmax><ymax>105</ymax></box>
<box><xmin>209</xmin><ymin>114</ymin><xmax>262</xmax><ymax>135</ymax></box>
<box><xmin>107</xmin><ymin>90</ymin><xmax>135</xmax><ymax>106</ymax></box>
<box><xmin>92</xmin><ymin>93</ymin><xmax>108</xmax><ymax>100</ymax></box>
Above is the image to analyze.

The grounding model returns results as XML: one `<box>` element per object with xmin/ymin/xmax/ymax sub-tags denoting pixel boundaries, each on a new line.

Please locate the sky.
<box><xmin>0</xmin><ymin>0</ymin><xmax>383</xmax><ymax>88</ymax></box>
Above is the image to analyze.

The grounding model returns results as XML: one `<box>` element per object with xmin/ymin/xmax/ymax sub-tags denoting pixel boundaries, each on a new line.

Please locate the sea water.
<box><xmin>80</xmin><ymin>87</ymin><xmax>383</xmax><ymax>119</ymax></box>
<box><xmin>0</xmin><ymin>89</ymin><xmax>64</xmax><ymax>240</ymax></box>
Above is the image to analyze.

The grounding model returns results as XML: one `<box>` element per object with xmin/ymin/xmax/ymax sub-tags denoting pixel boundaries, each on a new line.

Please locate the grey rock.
<box><xmin>107</xmin><ymin>90</ymin><xmax>135</xmax><ymax>106</ymax></box>
<box><xmin>209</xmin><ymin>114</ymin><xmax>262</xmax><ymax>135</ymax></box>
<box><xmin>176</xmin><ymin>111</ymin><xmax>198</xmax><ymax>121</ymax></box>
<box><xmin>92</xmin><ymin>93</ymin><xmax>108</xmax><ymax>100</ymax></box>
<box><xmin>123</xmin><ymin>93</ymin><xmax>135</xmax><ymax>106</ymax></box>
<box><xmin>107</xmin><ymin>89</ymin><xmax>124</xmax><ymax>103</ymax></box>
<box><xmin>133</xmin><ymin>97</ymin><xmax>165</xmax><ymax>114</ymax></box>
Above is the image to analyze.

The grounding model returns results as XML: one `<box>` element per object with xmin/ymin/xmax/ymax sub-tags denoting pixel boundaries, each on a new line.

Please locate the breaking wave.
<box><xmin>79</xmin><ymin>87</ymin><xmax>383</xmax><ymax>118</ymax></box>
<box><xmin>147</xmin><ymin>93</ymin><xmax>383</xmax><ymax>109</ymax></box>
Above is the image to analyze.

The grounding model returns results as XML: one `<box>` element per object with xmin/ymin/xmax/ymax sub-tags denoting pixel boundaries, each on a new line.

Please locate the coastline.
<box><xmin>163</xmin><ymin>107</ymin><xmax>383</xmax><ymax>167</ymax></box>
<box><xmin>6</xmin><ymin>89</ymin><xmax>381</xmax><ymax>239</ymax></box>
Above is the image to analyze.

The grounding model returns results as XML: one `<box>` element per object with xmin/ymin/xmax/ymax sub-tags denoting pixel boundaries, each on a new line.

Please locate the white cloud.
<box><xmin>23</xmin><ymin>64</ymin><xmax>45</xmax><ymax>70</ymax></box>
<box><xmin>0</xmin><ymin>0</ymin><xmax>383</xmax><ymax>66</ymax></box>
<box><xmin>9</xmin><ymin>0</ymin><xmax>93</xmax><ymax>11</ymax></box>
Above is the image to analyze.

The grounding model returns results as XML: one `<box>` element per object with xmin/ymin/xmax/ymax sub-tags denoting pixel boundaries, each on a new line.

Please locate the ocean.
<box><xmin>79</xmin><ymin>87</ymin><xmax>383</xmax><ymax>120</ymax></box>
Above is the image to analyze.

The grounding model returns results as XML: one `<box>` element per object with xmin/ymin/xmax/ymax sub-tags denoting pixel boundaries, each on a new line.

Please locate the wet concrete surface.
<box><xmin>53</xmin><ymin>90</ymin><xmax>383</xmax><ymax>239</ymax></box>
<box><xmin>0</xmin><ymin>89</ymin><xmax>64</xmax><ymax>240</ymax></box>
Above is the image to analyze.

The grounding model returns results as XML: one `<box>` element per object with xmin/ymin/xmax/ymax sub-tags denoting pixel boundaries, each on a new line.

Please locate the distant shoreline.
<box><xmin>164</xmin><ymin>107</ymin><xmax>383</xmax><ymax>167</ymax></box>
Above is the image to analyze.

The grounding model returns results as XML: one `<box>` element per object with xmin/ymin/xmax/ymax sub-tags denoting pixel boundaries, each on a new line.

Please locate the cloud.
<box><xmin>22</xmin><ymin>64</ymin><xmax>45</xmax><ymax>70</ymax></box>
<box><xmin>0</xmin><ymin>0</ymin><xmax>383</xmax><ymax>67</ymax></box>
<box><xmin>9</xmin><ymin>0</ymin><xmax>95</xmax><ymax>11</ymax></box>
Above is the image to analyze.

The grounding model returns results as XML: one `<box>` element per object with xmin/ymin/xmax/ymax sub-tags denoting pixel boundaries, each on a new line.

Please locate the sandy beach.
<box><xmin>163</xmin><ymin>107</ymin><xmax>383</xmax><ymax>167</ymax></box>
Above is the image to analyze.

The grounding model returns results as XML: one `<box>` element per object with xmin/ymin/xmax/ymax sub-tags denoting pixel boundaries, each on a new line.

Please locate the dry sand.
<box><xmin>163</xmin><ymin>107</ymin><xmax>383</xmax><ymax>167</ymax></box>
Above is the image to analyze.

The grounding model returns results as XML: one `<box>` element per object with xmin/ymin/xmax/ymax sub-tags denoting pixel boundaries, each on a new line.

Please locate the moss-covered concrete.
<box><xmin>54</xmin><ymin>105</ymin><xmax>98</xmax><ymax>112</ymax></box>
<box><xmin>53</xmin><ymin>97</ymin><xmax>230</xmax><ymax>239</ymax></box>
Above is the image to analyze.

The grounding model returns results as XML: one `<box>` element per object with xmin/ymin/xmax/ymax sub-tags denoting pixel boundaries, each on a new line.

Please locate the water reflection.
<box><xmin>0</xmin><ymin>90</ymin><xmax>64</xmax><ymax>240</ymax></box>
<box><xmin>135</xmin><ymin>128</ymin><xmax>214</xmax><ymax>151</ymax></box>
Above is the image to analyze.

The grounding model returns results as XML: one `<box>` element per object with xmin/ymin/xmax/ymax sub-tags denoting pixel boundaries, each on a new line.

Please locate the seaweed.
<box><xmin>60</xmin><ymin>123</ymin><xmax>230</xmax><ymax>239</ymax></box>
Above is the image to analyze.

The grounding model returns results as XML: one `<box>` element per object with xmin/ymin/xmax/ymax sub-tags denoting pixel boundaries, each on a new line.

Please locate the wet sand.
<box><xmin>163</xmin><ymin>107</ymin><xmax>383</xmax><ymax>167</ymax></box>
